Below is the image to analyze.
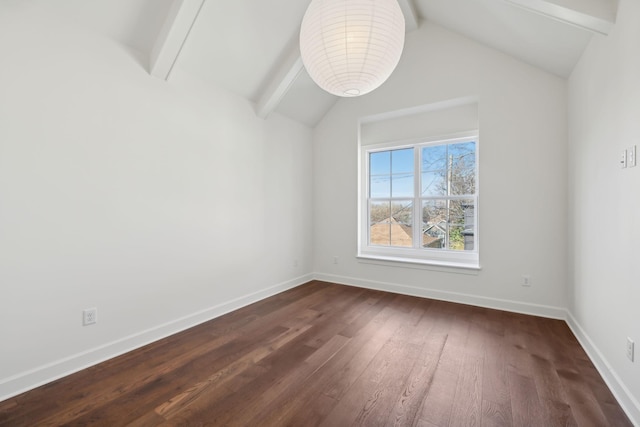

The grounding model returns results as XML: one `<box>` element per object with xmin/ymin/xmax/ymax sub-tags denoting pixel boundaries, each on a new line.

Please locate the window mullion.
<box><xmin>414</xmin><ymin>147</ymin><xmax>421</xmax><ymax>249</ymax></box>
<box><xmin>445</xmin><ymin>144</ymin><xmax>451</xmax><ymax>250</ymax></box>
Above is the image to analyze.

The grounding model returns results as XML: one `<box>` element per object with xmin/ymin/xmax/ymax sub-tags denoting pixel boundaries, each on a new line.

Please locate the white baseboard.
<box><xmin>565</xmin><ymin>312</ymin><xmax>640</xmax><ymax>426</ymax></box>
<box><xmin>313</xmin><ymin>272</ymin><xmax>566</xmax><ymax>319</ymax></box>
<box><xmin>0</xmin><ymin>273</ymin><xmax>313</xmax><ymax>402</ymax></box>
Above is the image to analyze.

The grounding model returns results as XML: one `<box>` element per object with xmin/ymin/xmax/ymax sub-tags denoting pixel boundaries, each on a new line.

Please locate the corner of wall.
<box><xmin>565</xmin><ymin>311</ymin><xmax>640</xmax><ymax>426</ymax></box>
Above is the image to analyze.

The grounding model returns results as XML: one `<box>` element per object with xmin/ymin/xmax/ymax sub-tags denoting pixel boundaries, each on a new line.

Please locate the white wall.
<box><xmin>313</xmin><ymin>22</ymin><xmax>568</xmax><ymax>316</ymax></box>
<box><xmin>568</xmin><ymin>0</ymin><xmax>640</xmax><ymax>421</ymax></box>
<box><xmin>0</xmin><ymin>6</ymin><xmax>313</xmax><ymax>399</ymax></box>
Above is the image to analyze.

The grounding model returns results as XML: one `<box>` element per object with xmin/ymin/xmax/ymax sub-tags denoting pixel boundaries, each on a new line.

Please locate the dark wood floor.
<box><xmin>0</xmin><ymin>281</ymin><xmax>631</xmax><ymax>426</ymax></box>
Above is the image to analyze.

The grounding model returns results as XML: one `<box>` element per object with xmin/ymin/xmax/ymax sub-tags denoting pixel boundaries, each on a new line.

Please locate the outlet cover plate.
<box><xmin>83</xmin><ymin>308</ymin><xmax>97</xmax><ymax>326</ymax></box>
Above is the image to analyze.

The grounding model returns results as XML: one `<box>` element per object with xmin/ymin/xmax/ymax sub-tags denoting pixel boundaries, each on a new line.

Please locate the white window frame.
<box><xmin>358</xmin><ymin>132</ymin><xmax>480</xmax><ymax>269</ymax></box>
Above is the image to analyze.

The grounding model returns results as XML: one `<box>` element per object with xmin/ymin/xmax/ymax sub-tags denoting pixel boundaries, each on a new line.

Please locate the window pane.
<box><xmin>391</xmin><ymin>200</ymin><xmax>412</xmax><ymax>226</ymax></box>
<box><xmin>392</xmin><ymin>173</ymin><xmax>414</xmax><ymax>197</ymax></box>
<box><xmin>391</xmin><ymin>148</ymin><xmax>414</xmax><ymax>173</ymax></box>
<box><xmin>422</xmin><ymin>145</ymin><xmax>447</xmax><ymax>171</ymax></box>
<box><xmin>449</xmin><ymin>142</ymin><xmax>476</xmax><ymax>195</ymax></box>
<box><xmin>449</xmin><ymin>199</ymin><xmax>475</xmax><ymax>251</ymax></box>
<box><xmin>370</xmin><ymin>201</ymin><xmax>391</xmax><ymax>246</ymax></box>
<box><xmin>370</xmin><ymin>175</ymin><xmax>390</xmax><ymax>198</ymax></box>
<box><xmin>422</xmin><ymin>199</ymin><xmax>475</xmax><ymax>251</ymax></box>
<box><xmin>370</xmin><ymin>200</ymin><xmax>391</xmax><ymax>224</ymax></box>
<box><xmin>370</xmin><ymin>151</ymin><xmax>390</xmax><ymax>175</ymax></box>
<box><xmin>390</xmin><ymin>201</ymin><xmax>413</xmax><ymax>247</ymax></box>
<box><xmin>422</xmin><ymin>200</ymin><xmax>447</xmax><ymax>248</ymax></box>
<box><xmin>421</xmin><ymin>170</ymin><xmax>446</xmax><ymax>196</ymax></box>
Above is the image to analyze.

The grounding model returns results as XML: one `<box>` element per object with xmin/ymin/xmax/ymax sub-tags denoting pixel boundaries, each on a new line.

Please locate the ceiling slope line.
<box><xmin>502</xmin><ymin>0</ymin><xmax>616</xmax><ymax>35</ymax></box>
<box><xmin>149</xmin><ymin>0</ymin><xmax>205</xmax><ymax>81</ymax></box>
<box><xmin>255</xmin><ymin>46</ymin><xmax>305</xmax><ymax>120</ymax></box>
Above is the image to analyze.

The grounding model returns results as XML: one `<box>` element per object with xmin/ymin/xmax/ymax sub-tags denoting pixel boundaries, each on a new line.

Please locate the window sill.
<box><xmin>357</xmin><ymin>253</ymin><xmax>481</xmax><ymax>275</ymax></box>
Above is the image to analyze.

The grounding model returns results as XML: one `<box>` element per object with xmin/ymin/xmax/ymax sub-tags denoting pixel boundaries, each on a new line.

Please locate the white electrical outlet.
<box><xmin>627</xmin><ymin>337</ymin><xmax>635</xmax><ymax>362</ymax></box>
<box><xmin>620</xmin><ymin>149</ymin><xmax>628</xmax><ymax>168</ymax></box>
<box><xmin>522</xmin><ymin>275</ymin><xmax>531</xmax><ymax>287</ymax></box>
<box><xmin>83</xmin><ymin>308</ymin><xmax>97</xmax><ymax>326</ymax></box>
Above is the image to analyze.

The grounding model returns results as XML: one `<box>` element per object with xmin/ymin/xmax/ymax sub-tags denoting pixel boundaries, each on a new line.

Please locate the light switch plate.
<box><xmin>627</xmin><ymin>145</ymin><xmax>636</xmax><ymax>167</ymax></box>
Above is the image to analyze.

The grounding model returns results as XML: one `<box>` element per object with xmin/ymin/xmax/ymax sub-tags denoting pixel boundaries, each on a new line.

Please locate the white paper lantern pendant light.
<box><xmin>300</xmin><ymin>0</ymin><xmax>406</xmax><ymax>97</ymax></box>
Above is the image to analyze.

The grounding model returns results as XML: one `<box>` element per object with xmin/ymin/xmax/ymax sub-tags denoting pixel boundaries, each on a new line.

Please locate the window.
<box><xmin>359</xmin><ymin>134</ymin><xmax>479</xmax><ymax>268</ymax></box>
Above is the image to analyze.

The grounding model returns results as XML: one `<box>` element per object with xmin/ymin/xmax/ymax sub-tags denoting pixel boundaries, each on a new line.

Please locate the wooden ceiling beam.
<box><xmin>398</xmin><ymin>0</ymin><xmax>420</xmax><ymax>32</ymax></box>
<box><xmin>255</xmin><ymin>45</ymin><xmax>305</xmax><ymax>120</ymax></box>
<box><xmin>502</xmin><ymin>0</ymin><xmax>616</xmax><ymax>35</ymax></box>
<box><xmin>149</xmin><ymin>0</ymin><xmax>205</xmax><ymax>80</ymax></box>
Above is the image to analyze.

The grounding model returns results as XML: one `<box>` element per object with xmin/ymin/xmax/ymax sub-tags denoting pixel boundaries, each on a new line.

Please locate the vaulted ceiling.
<box><xmin>16</xmin><ymin>0</ymin><xmax>618</xmax><ymax>127</ymax></box>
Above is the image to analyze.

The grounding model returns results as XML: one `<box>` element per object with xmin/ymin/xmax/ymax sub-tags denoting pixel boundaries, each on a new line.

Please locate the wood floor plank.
<box><xmin>482</xmin><ymin>399</ymin><xmax>513</xmax><ymax>427</ymax></box>
<box><xmin>449</xmin><ymin>353</ymin><xmax>484</xmax><ymax>426</ymax></box>
<box><xmin>321</xmin><ymin>297</ymin><xmax>416</xmax><ymax>401</ymax></box>
<box><xmin>183</xmin><ymin>322</ymin><xmax>352</xmax><ymax>426</ymax></box>
<box><xmin>482</xmin><ymin>320</ymin><xmax>512</xmax><ymax>423</ymax></box>
<box><xmin>125</xmin><ymin>410</ymin><xmax>167</xmax><ymax>427</ymax></box>
<box><xmin>575</xmin><ymin>357</ymin><xmax>633</xmax><ymax>426</ymax></box>
<box><xmin>319</xmin><ymin>341</ymin><xmax>423</xmax><ymax>427</ymax></box>
<box><xmin>385</xmin><ymin>312</ymin><xmax>446</xmax><ymax>426</ymax></box>
<box><xmin>557</xmin><ymin>367</ymin><xmax>613</xmax><ymax>427</ymax></box>
<box><xmin>509</xmin><ymin>370</ymin><xmax>546</xmax><ymax>427</ymax></box>
<box><xmin>0</xmin><ymin>281</ymin><xmax>632</xmax><ymax>427</ymax></box>
<box><xmin>303</xmin><ymin>288</ymin><xmax>374</xmax><ymax>349</ymax></box>
<box><xmin>319</xmin><ymin>307</ymin><xmax>427</xmax><ymax>426</ymax></box>
<box><xmin>248</xmin><ymin>293</ymin><xmax>403</xmax><ymax>426</ymax></box>
<box><xmin>436</xmin><ymin>309</ymin><xmax>472</xmax><ymax>375</ymax></box>
<box><xmin>1</xmin><ymin>328</ymin><xmax>219</xmax><ymax>424</ymax></box>
<box><xmin>164</xmin><ymin>341</ymin><xmax>317</xmax><ymax>426</ymax></box>
<box><xmin>415</xmin><ymin>368</ymin><xmax>458</xmax><ymax>426</ymax></box>
<box><xmin>155</xmin><ymin>322</ymin><xmax>316</xmax><ymax>424</ymax></box>
<box><xmin>215</xmin><ymin>335</ymin><xmax>351</xmax><ymax>426</ymax></box>
<box><xmin>413</xmin><ymin>302</ymin><xmax>465</xmax><ymax>426</ymax></box>
<box><xmin>55</xmin><ymin>325</ymin><xmax>290</xmax><ymax>426</ymax></box>
<box><xmin>529</xmin><ymin>354</ymin><xmax>580</xmax><ymax>426</ymax></box>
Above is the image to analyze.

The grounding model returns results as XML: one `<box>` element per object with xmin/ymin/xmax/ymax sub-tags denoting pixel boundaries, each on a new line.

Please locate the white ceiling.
<box><xmin>414</xmin><ymin>0</ymin><xmax>595</xmax><ymax>77</ymax></box>
<box><xmin>178</xmin><ymin>1</ymin><xmax>310</xmax><ymax>101</ymax></box>
<box><xmin>18</xmin><ymin>0</ymin><xmax>617</xmax><ymax>127</ymax></box>
<box><xmin>8</xmin><ymin>0</ymin><xmax>174</xmax><ymax>54</ymax></box>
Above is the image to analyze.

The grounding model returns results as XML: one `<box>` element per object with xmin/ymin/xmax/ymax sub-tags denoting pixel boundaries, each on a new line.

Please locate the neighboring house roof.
<box><xmin>370</xmin><ymin>217</ymin><xmax>442</xmax><ymax>247</ymax></box>
<box><xmin>424</xmin><ymin>222</ymin><xmax>447</xmax><ymax>237</ymax></box>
